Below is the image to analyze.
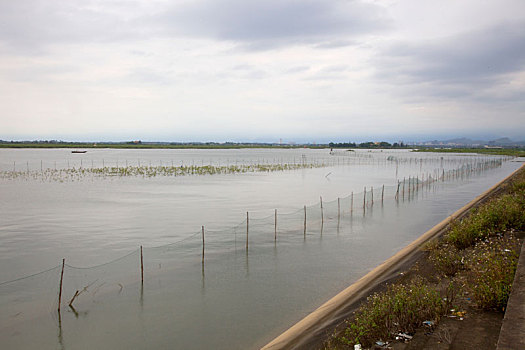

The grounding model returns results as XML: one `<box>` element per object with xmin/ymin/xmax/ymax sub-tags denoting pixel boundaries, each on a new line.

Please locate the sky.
<box><xmin>0</xmin><ymin>0</ymin><xmax>524</xmax><ymax>143</ymax></box>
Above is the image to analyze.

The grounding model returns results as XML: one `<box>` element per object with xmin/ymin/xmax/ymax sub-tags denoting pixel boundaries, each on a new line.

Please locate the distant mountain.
<box><xmin>416</xmin><ymin>137</ymin><xmax>525</xmax><ymax>147</ymax></box>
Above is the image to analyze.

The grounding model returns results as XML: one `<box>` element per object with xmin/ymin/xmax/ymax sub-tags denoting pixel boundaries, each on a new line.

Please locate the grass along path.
<box><xmin>324</xmin><ymin>166</ymin><xmax>525</xmax><ymax>349</ymax></box>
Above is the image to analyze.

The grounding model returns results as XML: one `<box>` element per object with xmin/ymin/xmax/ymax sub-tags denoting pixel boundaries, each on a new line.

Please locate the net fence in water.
<box><xmin>0</xmin><ymin>156</ymin><xmax>507</xmax><ymax>346</ymax></box>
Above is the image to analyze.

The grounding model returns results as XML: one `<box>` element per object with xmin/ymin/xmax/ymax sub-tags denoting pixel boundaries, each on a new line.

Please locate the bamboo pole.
<box><xmin>350</xmin><ymin>192</ymin><xmax>354</xmax><ymax>214</ymax></box>
<box><xmin>371</xmin><ymin>186</ymin><xmax>374</xmax><ymax>205</ymax></box>
<box><xmin>363</xmin><ymin>187</ymin><xmax>366</xmax><ymax>211</ymax></box>
<box><xmin>58</xmin><ymin>258</ymin><xmax>65</xmax><ymax>313</ymax></box>
<box><xmin>320</xmin><ymin>196</ymin><xmax>324</xmax><ymax>224</ymax></box>
<box><xmin>304</xmin><ymin>205</ymin><xmax>307</xmax><ymax>237</ymax></box>
<box><xmin>274</xmin><ymin>209</ymin><xmax>277</xmax><ymax>241</ymax></box>
<box><xmin>381</xmin><ymin>184</ymin><xmax>384</xmax><ymax>204</ymax></box>
<box><xmin>202</xmin><ymin>226</ymin><xmax>205</xmax><ymax>264</ymax></box>
<box><xmin>337</xmin><ymin>198</ymin><xmax>340</xmax><ymax>220</ymax></box>
<box><xmin>246</xmin><ymin>212</ymin><xmax>249</xmax><ymax>251</ymax></box>
<box><xmin>140</xmin><ymin>246</ymin><xmax>144</xmax><ymax>285</ymax></box>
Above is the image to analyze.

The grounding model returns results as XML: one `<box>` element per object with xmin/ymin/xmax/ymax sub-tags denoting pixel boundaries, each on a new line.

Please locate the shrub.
<box><xmin>464</xmin><ymin>236</ymin><xmax>520</xmax><ymax>310</ymax></box>
<box><xmin>337</xmin><ymin>277</ymin><xmax>446</xmax><ymax>348</ymax></box>
<box><xmin>446</xmin><ymin>191</ymin><xmax>525</xmax><ymax>249</ymax></box>
<box><xmin>429</xmin><ymin>243</ymin><xmax>465</xmax><ymax>276</ymax></box>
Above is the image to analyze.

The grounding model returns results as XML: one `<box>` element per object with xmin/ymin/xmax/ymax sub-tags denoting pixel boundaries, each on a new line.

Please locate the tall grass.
<box><xmin>333</xmin><ymin>277</ymin><xmax>448</xmax><ymax>348</ymax></box>
<box><xmin>446</xmin><ymin>190</ymin><xmax>525</xmax><ymax>249</ymax></box>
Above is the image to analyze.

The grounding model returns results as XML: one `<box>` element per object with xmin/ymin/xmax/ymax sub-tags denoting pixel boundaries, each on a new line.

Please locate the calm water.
<box><xmin>0</xmin><ymin>148</ymin><xmax>520</xmax><ymax>349</ymax></box>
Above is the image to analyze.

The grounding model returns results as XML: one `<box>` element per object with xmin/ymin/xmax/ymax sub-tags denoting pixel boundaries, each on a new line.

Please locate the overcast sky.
<box><xmin>1</xmin><ymin>0</ymin><xmax>524</xmax><ymax>143</ymax></box>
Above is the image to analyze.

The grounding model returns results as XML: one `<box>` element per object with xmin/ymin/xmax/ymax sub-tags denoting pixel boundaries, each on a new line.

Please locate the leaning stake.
<box><xmin>58</xmin><ymin>258</ymin><xmax>65</xmax><ymax>313</ymax></box>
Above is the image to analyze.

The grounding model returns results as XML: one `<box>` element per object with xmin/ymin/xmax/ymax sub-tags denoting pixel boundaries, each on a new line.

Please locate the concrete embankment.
<box><xmin>262</xmin><ymin>163</ymin><xmax>524</xmax><ymax>350</ymax></box>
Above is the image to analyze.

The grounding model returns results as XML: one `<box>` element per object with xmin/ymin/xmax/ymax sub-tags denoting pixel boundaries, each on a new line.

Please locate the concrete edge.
<box><xmin>261</xmin><ymin>163</ymin><xmax>525</xmax><ymax>350</ymax></box>
<box><xmin>496</xmin><ymin>240</ymin><xmax>525</xmax><ymax>350</ymax></box>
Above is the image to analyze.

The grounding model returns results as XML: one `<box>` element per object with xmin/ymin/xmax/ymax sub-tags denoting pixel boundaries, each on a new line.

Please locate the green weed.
<box><xmin>335</xmin><ymin>277</ymin><xmax>446</xmax><ymax>348</ymax></box>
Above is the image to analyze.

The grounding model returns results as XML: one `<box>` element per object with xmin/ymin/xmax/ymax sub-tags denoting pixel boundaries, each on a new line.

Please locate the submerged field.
<box><xmin>0</xmin><ymin>148</ymin><xmax>521</xmax><ymax>349</ymax></box>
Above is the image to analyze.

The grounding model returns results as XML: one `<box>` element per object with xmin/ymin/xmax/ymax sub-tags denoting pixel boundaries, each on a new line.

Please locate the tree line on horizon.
<box><xmin>328</xmin><ymin>141</ymin><xmax>407</xmax><ymax>148</ymax></box>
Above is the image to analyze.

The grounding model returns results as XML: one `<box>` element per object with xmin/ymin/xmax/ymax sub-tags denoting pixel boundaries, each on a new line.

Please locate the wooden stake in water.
<box><xmin>350</xmin><ymin>192</ymin><xmax>354</xmax><ymax>214</ymax></box>
<box><xmin>320</xmin><ymin>196</ymin><xmax>324</xmax><ymax>224</ymax></box>
<box><xmin>363</xmin><ymin>187</ymin><xmax>366</xmax><ymax>211</ymax></box>
<box><xmin>202</xmin><ymin>226</ymin><xmax>205</xmax><ymax>264</ymax></box>
<box><xmin>140</xmin><ymin>246</ymin><xmax>144</xmax><ymax>285</ymax></box>
<box><xmin>303</xmin><ymin>205</ymin><xmax>307</xmax><ymax>237</ymax></box>
<box><xmin>274</xmin><ymin>209</ymin><xmax>277</xmax><ymax>241</ymax></box>
<box><xmin>58</xmin><ymin>258</ymin><xmax>65</xmax><ymax>313</ymax></box>
<box><xmin>371</xmin><ymin>186</ymin><xmax>374</xmax><ymax>205</ymax></box>
<box><xmin>246</xmin><ymin>212</ymin><xmax>249</xmax><ymax>251</ymax></box>
<box><xmin>337</xmin><ymin>198</ymin><xmax>340</xmax><ymax>220</ymax></box>
<box><xmin>381</xmin><ymin>184</ymin><xmax>385</xmax><ymax>204</ymax></box>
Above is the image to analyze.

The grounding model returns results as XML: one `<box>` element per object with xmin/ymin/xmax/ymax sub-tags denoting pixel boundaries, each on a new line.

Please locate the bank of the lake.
<box><xmin>319</xmin><ymin>164</ymin><xmax>525</xmax><ymax>350</ymax></box>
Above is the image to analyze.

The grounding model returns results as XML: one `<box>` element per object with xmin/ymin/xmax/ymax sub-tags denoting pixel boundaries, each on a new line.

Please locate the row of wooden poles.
<box><xmin>53</xmin><ymin>175</ymin><xmax>439</xmax><ymax>313</ymax></box>
<box><xmin>55</xmin><ymin>183</ymin><xmax>386</xmax><ymax>313</ymax></box>
<box><xmin>55</xmin><ymin>160</ymin><xmax>500</xmax><ymax>313</ymax></box>
<box><xmin>12</xmin><ymin>156</ymin><xmax>337</xmax><ymax>172</ymax></box>
<box><xmin>12</xmin><ymin>156</ymin><xmax>502</xmax><ymax>173</ymax></box>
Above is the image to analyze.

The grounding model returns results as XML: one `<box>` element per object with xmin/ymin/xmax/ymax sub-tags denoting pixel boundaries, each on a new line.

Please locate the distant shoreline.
<box><xmin>0</xmin><ymin>142</ymin><xmax>314</xmax><ymax>150</ymax></box>
<box><xmin>0</xmin><ymin>142</ymin><xmax>523</xmax><ymax>156</ymax></box>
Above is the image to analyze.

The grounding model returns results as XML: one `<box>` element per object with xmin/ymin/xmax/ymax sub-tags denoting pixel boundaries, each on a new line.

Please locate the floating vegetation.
<box><xmin>0</xmin><ymin>162</ymin><xmax>329</xmax><ymax>182</ymax></box>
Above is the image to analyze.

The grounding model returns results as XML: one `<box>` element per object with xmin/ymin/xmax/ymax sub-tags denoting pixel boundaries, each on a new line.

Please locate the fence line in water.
<box><xmin>1</xmin><ymin>154</ymin><xmax>509</xmax><ymax>182</ymax></box>
<box><xmin>1</xmin><ymin>157</ymin><xmax>503</xmax><ymax>287</ymax></box>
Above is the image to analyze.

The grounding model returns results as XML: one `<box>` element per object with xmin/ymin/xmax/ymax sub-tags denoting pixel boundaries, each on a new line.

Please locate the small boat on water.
<box><xmin>71</xmin><ymin>150</ymin><xmax>87</xmax><ymax>154</ymax></box>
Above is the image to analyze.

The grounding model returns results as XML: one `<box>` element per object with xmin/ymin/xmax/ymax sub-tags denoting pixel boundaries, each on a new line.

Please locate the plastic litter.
<box><xmin>423</xmin><ymin>320</ymin><xmax>435</xmax><ymax>327</ymax></box>
<box><xmin>396</xmin><ymin>332</ymin><xmax>413</xmax><ymax>341</ymax></box>
<box><xmin>354</xmin><ymin>344</ymin><xmax>362</xmax><ymax>350</ymax></box>
<box><xmin>376</xmin><ymin>340</ymin><xmax>386</xmax><ymax>346</ymax></box>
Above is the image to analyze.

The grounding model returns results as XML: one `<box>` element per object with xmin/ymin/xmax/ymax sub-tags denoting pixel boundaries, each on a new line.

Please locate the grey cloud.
<box><xmin>0</xmin><ymin>0</ymin><xmax>145</xmax><ymax>53</ymax></box>
<box><xmin>375</xmin><ymin>22</ymin><xmax>525</xmax><ymax>100</ymax></box>
<box><xmin>0</xmin><ymin>0</ymin><xmax>389</xmax><ymax>53</ymax></box>
<box><xmin>143</xmin><ymin>0</ymin><xmax>390</xmax><ymax>50</ymax></box>
<box><xmin>314</xmin><ymin>39</ymin><xmax>356</xmax><ymax>49</ymax></box>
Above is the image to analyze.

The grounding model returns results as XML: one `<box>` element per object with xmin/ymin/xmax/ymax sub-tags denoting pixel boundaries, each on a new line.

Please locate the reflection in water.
<box><xmin>57</xmin><ymin>313</ymin><xmax>65</xmax><ymax>350</ymax></box>
<box><xmin>0</xmin><ymin>149</ymin><xmax>519</xmax><ymax>350</ymax></box>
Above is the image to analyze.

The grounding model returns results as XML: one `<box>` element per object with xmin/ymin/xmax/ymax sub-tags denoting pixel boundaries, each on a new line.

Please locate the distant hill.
<box><xmin>416</xmin><ymin>137</ymin><xmax>525</xmax><ymax>147</ymax></box>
